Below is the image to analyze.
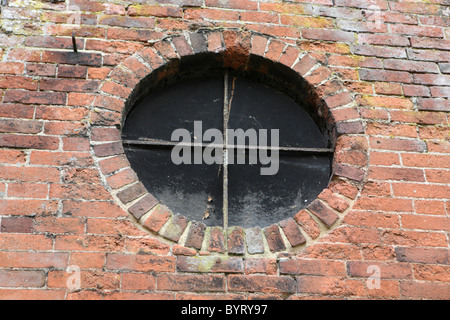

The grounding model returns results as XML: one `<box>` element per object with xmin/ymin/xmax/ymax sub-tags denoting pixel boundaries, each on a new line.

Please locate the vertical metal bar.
<box><xmin>72</xmin><ymin>30</ymin><xmax>78</xmax><ymax>53</ymax></box>
<box><xmin>222</xmin><ymin>71</ymin><xmax>229</xmax><ymax>230</ymax></box>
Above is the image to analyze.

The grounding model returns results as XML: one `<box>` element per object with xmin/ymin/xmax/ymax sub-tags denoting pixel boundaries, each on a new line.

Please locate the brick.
<box><xmin>354</xmin><ymin>197</ymin><xmax>413</xmax><ymax>212</ymax></box>
<box><xmin>207</xmin><ymin>227</ymin><xmax>226</xmax><ymax>253</ymax></box>
<box><xmin>0</xmin><ymin>119</ymin><xmax>42</xmax><ymax>134</ymax></box>
<box><xmin>318</xmin><ymin>189</ymin><xmax>350</xmax><ymax>212</ymax></box>
<box><xmin>3</xmin><ymin>90</ymin><xmax>66</xmax><ymax>105</ymax></box>
<box><xmin>390</xmin><ymin>24</ymin><xmax>443</xmax><ymax>38</ymax></box>
<box><xmin>189</xmin><ymin>33</ymin><xmax>208</xmax><ymax>54</ymax></box>
<box><xmin>0</xmin><ymin>134</ymin><xmax>59</xmax><ymax>150</ymax></box>
<box><xmin>401</xmin><ymin>282</ymin><xmax>450</xmax><ymax>300</ymax></box>
<box><xmin>413</xmin><ymin>74</ymin><xmax>450</xmax><ymax>86</ymax></box>
<box><xmin>401</xmin><ymin>154</ymin><xmax>450</xmax><ymax>169</ymax></box>
<box><xmin>36</xmin><ymin>106</ymin><xmax>88</xmax><ymax>121</ymax></box>
<box><xmin>347</xmin><ymin>261</ymin><xmax>412</xmax><ymax>280</ymax></box>
<box><xmin>370</xmin><ymin>137</ymin><xmax>427</xmax><ymax>152</ymax></box>
<box><xmin>292</xmin><ymin>54</ymin><xmax>317</xmax><ymax>76</ymax></box>
<box><xmin>116</xmin><ymin>182</ymin><xmax>147</xmax><ymax>204</ymax></box>
<box><xmin>358</xmin><ymin>34</ymin><xmax>410</xmax><ymax>47</ymax></box>
<box><xmin>106</xmin><ymin>253</ymin><xmax>175</xmax><ymax>272</ymax></box>
<box><xmin>294</xmin><ymin>209</ymin><xmax>321</xmax><ymax>240</ymax></box>
<box><xmin>305</xmin><ymin>66</ymin><xmax>332</xmax><ymax>85</ymax></box>
<box><xmin>263</xmin><ymin>224</ymin><xmax>286</xmax><ymax>253</ymax></box>
<box><xmin>99</xmin><ymin>15</ymin><xmax>155</xmax><ymax>29</ymax></box>
<box><xmin>227</xmin><ymin>226</ymin><xmax>245</xmax><ymax>255</ymax></box>
<box><xmin>333</xmin><ymin>163</ymin><xmax>365</xmax><ymax>181</ymax></box>
<box><xmin>413</xmin><ymin>265</ymin><xmax>450</xmax><ymax>283</ymax></box>
<box><xmin>0</xmin><ymin>217</ymin><xmax>33</xmax><ymax>233</ymax></box>
<box><xmin>122</xmin><ymin>273</ymin><xmax>156</xmax><ymax>291</ymax></box>
<box><xmin>177</xmin><ymin>256</ymin><xmax>244</xmax><ymax>273</ymax></box>
<box><xmin>245</xmin><ymin>258</ymin><xmax>277</xmax><ymax>275</ymax></box>
<box><xmin>90</xmin><ymin>109</ymin><xmax>121</xmax><ymax>126</ymax></box>
<box><xmin>418</xmin><ymin>99</ymin><xmax>450</xmax><ymax>112</ymax></box>
<box><xmin>206</xmin><ymin>0</ymin><xmax>257</xmax><ymax>10</ymax></box>
<box><xmin>162</xmin><ymin>213</ymin><xmax>188</xmax><ymax>242</ymax></box>
<box><xmin>106</xmin><ymin>168</ymin><xmax>138</xmax><ymax>189</ymax></box>
<box><xmin>85</xmin><ymin>39</ymin><xmax>143</xmax><ymax>55</ymax></box>
<box><xmin>0</xmin><ymin>270</ymin><xmax>45</xmax><ymax>288</ymax></box>
<box><xmin>127</xmin><ymin>5</ymin><xmax>183</xmax><ymax>18</ymax></box>
<box><xmin>344</xmin><ymin>211</ymin><xmax>399</xmax><ymax>229</ymax></box>
<box><xmin>90</xmin><ymin>127</ymin><xmax>121</xmax><ymax>142</ymax></box>
<box><xmin>7</xmin><ymin>182</ymin><xmax>48</xmax><ymax>199</ymax></box>
<box><xmin>302</xmin><ymin>29</ymin><xmax>355</xmax><ymax>43</ymax></box>
<box><xmin>0</xmin><ymin>199</ymin><xmax>59</xmax><ymax>216</ymax></box>
<box><xmin>0</xmin><ymin>252</ymin><xmax>68</xmax><ymax>269</ymax></box>
<box><xmin>245</xmin><ymin>227</ymin><xmax>265</xmax><ymax>254</ymax></box>
<box><xmin>279</xmin><ymin>218</ymin><xmax>306</xmax><ymax>247</ymax></box>
<box><xmin>354</xmin><ymin>46</ymin><xmax>407</xmax><ymax>59</ymax></box>
<box><xmin>109</xmin><ymin>67</ymin><xmax>141</xmax><ymax>88</ymax></box>
<box><xmin>62</xmin><ymin>201</ymin><xmax>124</xmax><ymax>218</ymax></box>
<box><xmin>34</xmin><ymin>217</ymin><xmax>85</xmax><ymax>234</ymax></box>
<box><xmin>140</xmin><ymin>205</ymin><xmax>170</xmax><ymax>233</ymax></box>
<box><xmin>184</xmin><ymin>222</ymin><xmax>206</xmax><ymax>250</ymax></box>
<box><xmin>384</xmin><ymin>59</ymin><xmax>439</xmax><ymax>73</ymax></box>
<box><xmin>128</xmin><ymin>194</ymin><xmax>159</xmax><ymax>220</ymax></box>
<box><xmin>157</xmin><ymin>274</ymin><xmax>225</xmax><ymax>292</ymax></box>
<box><xmin>359</xmin><ymin>69</ymin><xmax>412</xmax><ymax>83</ymax></box>
<box><xmin>369</xmin><ymin>148</ymin><xmax>405</xmax><ymax>166</ymax></box>
<box><xmin>30</xmin><ymin>151</ymin><xmax>93</xmax><ymax>167</ymax></box>
<box><xmin>298</xmin><ymin>276</ymin><xmax>364</xmax><ymax>296</ymax></box>
<box><xmin>42</xmin><ymin>51</ymin><xmax>102</xmax><ymax>66</ymax></box>
<box><xmin>280</xmin><ymin>259</ymin><xmax>346</xmax><ymax>276</ymax></box>
<box><xmin>335</xmin><ymin>121</ymin><xmax>364</xmax><ymax>135</ymax></box>
<box><xmin>392</xmin><ymin>183</ymin><xmax>450</xmax><ymax>199</ymax></box>
<box><xmin>50</xmin><ymin>183</ymin><xmax>111</xmax><ymax>201</ymax></box>
<box><xmin>403</xmin><ymin>84</ymin><xmax>431</xmax><ymax>97</ymax></box>
<box><xmin>62</xmin><ymin>137</ymin><xmax>90</xmax><ymax>152</ymax></box>
<box><xmin>401</xmin><ymin>215</ymin><xmax>450</xmax><ymax>231</ymax></box>
<box><xmin>331</xmin><ymin>107</ymin><xmax>361</xmax><ymax>122</ymax></box>
<box><xmin>172</xmin><ymin>245</ymin><xmax>197</xmax><ymax>256</ymax></box>
<box><xmin>121</xmin><ymin>57</ymin><xmax>151</xmax><ymax>80</ymax></box>
<box><xmin>93</xmin><ymin>142</ymin><xmax>124</xmax><ymax>158</ymax></box>
<box><xmin>368</xmin><ymin>167</ymin><xmax>425</xmax><ymax>182</ymax></box>
<box><xmin>57</xmin><ymin>65</ymin><xmax>88</xmax><ymax>79</ymax></box>
<box><xmin>396</xmin><ymin>247</ymin><xmax>448</xmax><ymax>265</ymax></box>
<box><xmin>0</xmin><ymin>62</ymin><xmax>24</xmax><ymax>75</ymax></box>
<box><xmin>228</xmin><ymin>275</ymin><xmax>296</xmax><ymax>294</ymax></box>
<box><xmin>69</xmin><ymin>252</ymin><xmax>105</xmax><ymax>269</ymax></box>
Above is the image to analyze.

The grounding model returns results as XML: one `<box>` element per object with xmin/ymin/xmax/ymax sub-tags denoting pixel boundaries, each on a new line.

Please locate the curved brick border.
<box><xmin>90</xmin><ymin>28</ymin><xmax>368</xmax><ymax>257</ymax></box>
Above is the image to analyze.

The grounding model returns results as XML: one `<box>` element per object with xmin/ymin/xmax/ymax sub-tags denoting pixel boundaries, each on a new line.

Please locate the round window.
<box><xmin>122</xmin><ymin>69</ymin><xmax>334</xmax><ymax>229</ymax></box>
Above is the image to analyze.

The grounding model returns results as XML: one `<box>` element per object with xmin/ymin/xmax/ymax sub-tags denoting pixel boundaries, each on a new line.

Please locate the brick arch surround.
<box><xmin>91</xmin><ymin>28</ymin><xmax>368</xmax><ymax>257</ymax></box>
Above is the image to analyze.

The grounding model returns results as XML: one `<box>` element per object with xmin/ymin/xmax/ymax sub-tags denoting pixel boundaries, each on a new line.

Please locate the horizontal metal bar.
<box><xmin>122</xmin><ymin>139</ymin><xmax>333</xmax><ymax>153</ymax></box>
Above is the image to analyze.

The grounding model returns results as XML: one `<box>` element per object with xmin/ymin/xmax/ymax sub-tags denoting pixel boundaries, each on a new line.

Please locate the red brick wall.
<box><xmin>0</xmin><ymin>0</ymin><xmax>449</xmax><ymax>300</ymax></box>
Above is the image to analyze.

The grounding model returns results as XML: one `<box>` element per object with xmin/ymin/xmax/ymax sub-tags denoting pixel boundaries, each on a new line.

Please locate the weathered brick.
<box><xmin>177</xmin><ymin>256</ymin><xmax>243</xmax><ymax>273</ymax></box>
<box><xmin>279</xmin><ymin>218</ymin><xmax>306</xmax><ymax>247</ymax></box>
<box><xmin>184</xmin><ymin>222</ymin><xmax>206</xmax><ymax>250</ymax></box>
<box><xmin>208</xmin><ymin>227</ymin><xmax>226</xmax><ymax>253</ymax></box>
<box><xmin>128</xmin><ymin>193</ymin><xmax>159</xmax><ymax>220</ymax></box>
<box><xmin>307</xmin><ymin>200</ymin><xmax>339</xmax><ymax>228</ymax></box>
<box><xmin>157</xmin><ymin>274</ymin><xmax>225</xmax><ymax>292</ymax></box>
<box><xmin>263</xmin><ymin>224</ymin><xmax>286</xmax><ymax>253</ymax></box>
<box><xmin>3</xmin><ymin>90</ymin><xmax>66</xmax><ymax>105</ymax></box>
<box><xmin>227</xmin><ymin>226</ymin><xmax>245</xmax><ymax>255</ymax></box>
<box><xmin>228</xmin><ymin>275</ymin><xmax>296</xmax><ymax>294</ymax></box>
<box><xmin>245</xmin><ymin>227</ymin><xmax>265</xmax><ymax>255</ymax></box>
<box><xmin>162</xmin><ymin>214</ymin><xmax>188</xmax><ymax>242</ymax></box>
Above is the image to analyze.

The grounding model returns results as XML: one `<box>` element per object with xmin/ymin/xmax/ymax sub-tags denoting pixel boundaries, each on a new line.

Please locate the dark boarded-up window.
<box><xmin>122</xmin><ymin>71</ymin><xmax>333</xmax><ymax>228</ymax></box>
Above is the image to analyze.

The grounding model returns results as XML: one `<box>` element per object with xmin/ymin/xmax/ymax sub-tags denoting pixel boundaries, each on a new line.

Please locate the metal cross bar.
<box><xmin>122</xmin><ymin>138</ymin><xmax>334</xmax><ymax>154</ymax></box>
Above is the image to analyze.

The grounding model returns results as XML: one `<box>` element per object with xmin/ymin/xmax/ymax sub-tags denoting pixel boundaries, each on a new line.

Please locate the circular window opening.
<box><xmin>121</xmin><ymin>54</ymin><xmax>335</xmax><ymax>229</ymax></box>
